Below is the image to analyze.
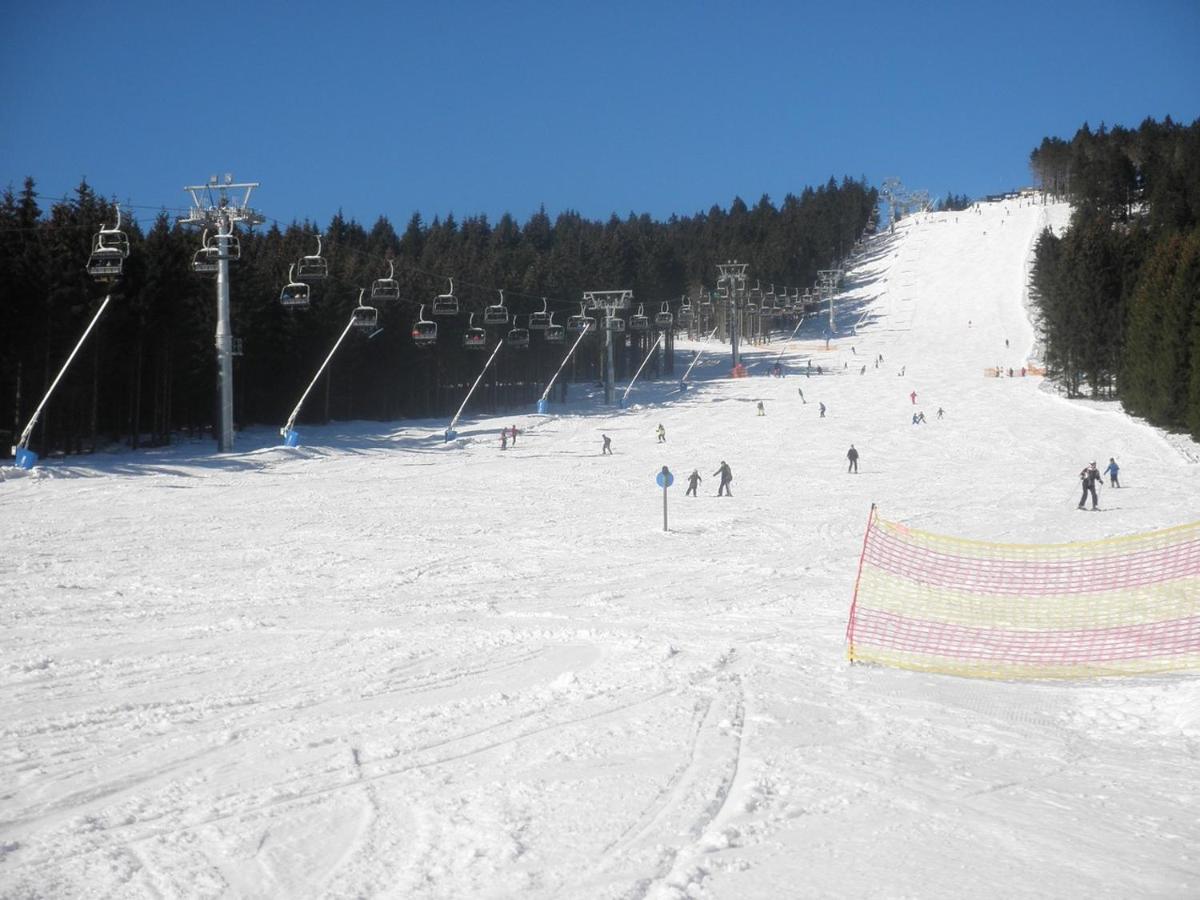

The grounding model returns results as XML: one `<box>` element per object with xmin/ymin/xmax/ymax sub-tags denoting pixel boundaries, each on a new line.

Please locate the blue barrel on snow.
<box><xmin>14</xmin><ymin>447</ymin><xmax>37</xmax><ymax>469</ymax></box>
<box><xmin>536</xmin><ymin>398</ymin><xmax>549</xmax><ymax>414</ymax></box>
<box><xmin>444</xmin><ymin>428</ymin><xmax>457</xmax><ymax>442</ymax></box>
<box><xmin>678</xmin><ymin>381</ymin><xmax>688</xmax><ymax>392</ymax></box>
<box><xmin>283</xmin><ymin>430</ymin><xmax>300</xmax><ymax>448</ymax></box>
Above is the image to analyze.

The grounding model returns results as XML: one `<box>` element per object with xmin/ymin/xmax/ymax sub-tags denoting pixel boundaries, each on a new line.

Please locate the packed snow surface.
<box><xmin>3</xmin><ymin>199</ymin><xmax>1200</xmax><ymax>899</ymax></box>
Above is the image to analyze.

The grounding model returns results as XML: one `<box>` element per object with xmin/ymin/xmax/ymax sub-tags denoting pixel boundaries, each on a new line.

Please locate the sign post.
<box><xmin>656</xmin><ymin>465</ymin><xmax>674</xmax><ymax>532</ymax></box>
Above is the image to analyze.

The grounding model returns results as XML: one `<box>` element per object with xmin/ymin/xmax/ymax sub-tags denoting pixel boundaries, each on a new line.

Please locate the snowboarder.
<box><xmin>1078</xmin><ymin>462</ymin><xmax>1102</xmax><ymax>510</ymax></box>
<box><xmin>656</xmin><ymin>423</ymin><xmax>666</xmax><ymax>443</ymax></box>
<box><xmin>601</xmin><ymin>434</ymin><xmax>612</xmax><ymax>455</ymax></box>
<box><xmin>909</xmin><ymin>390</ymin><xmax>917</xmax><ymax>405</ymax></box>
<box><xmin>1104</xmin><ymin>457</ymin><xmax>1120</xmax><ymax>488</ymax></box>
<box><xmin>847</xmin><ymin>444</ymin><xmax>859</xmax><ymax>473</ymax></box>
<box><xmin>714</xmin><ymin>461</ymin><xmax>733</xmax><ymax>496</ymax></box>
<box><xmin>819</xmin><ymin>402</ymin><xmax>826</xmax><ymax>418</ymax></box>
<box><xmin>756</xmin><ymin>401</ymin><xmax>765</xmax><ymax>416</ymax></box>
<box><xmin>686</xmin><ymin>469</ymin><xmax>702</xmax><ymax>496</ymax></box>
<box><xmin>500</xmin><ymin>430</ymin><xmax>508</xmax><ymax>450</ymax></box>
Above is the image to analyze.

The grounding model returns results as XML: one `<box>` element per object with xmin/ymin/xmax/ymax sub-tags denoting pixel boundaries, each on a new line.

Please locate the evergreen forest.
<box><xmin>1028</xmin><ymin>117</ymin><xmax>1200</xmax><ymax>436</ymax></box>
<box><xmin>1</xmin><ymin>178</ymin><xmax>876</xmax><ymax>458</ymax></box>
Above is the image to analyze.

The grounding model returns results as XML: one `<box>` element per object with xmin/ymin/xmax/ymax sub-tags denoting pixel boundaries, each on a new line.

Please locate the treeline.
<box><xmin>1</xmin><ymin>176</ymin><xmax>876</xmax><ymax>457</ymax></box>
<box><xmin>1027</xmin><ymin>117</ymin><xmax>1200</xmax><ymax>435</ymax></box>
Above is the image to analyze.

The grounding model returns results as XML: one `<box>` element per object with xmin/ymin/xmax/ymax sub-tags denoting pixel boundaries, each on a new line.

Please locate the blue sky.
<box><xmin>3</xmin><ymin>0</ymin><xmax>1198</xmax><ymax>231</ymax></box>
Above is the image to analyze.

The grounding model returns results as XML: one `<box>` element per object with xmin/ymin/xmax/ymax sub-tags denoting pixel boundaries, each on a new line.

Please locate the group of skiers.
<box><xmin>1078</xmin><ymin>458</ymin><xmax>1120</xmax><ymax>509</ymax></box>
<box><xmin>683</xmin><ymin>462</ymin><xmax>733</xmax><ymax>497</ymax></box>
<box><xmin>499</xmin><ymin>425</ymin><xmax>519</xmax><ymax>449</ymax></box>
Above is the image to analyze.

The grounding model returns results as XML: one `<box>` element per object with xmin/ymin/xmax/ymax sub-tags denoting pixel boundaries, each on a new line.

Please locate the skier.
<box><xmin>500</xmin><ymin>429</ymin><xmax>508</xmax><ymax>451</ymax></box>
<box><xmin>685</xmin><ymin>469</ymin><xmax>702</xmax><ymax>497</ymax></box>
<box><xmin>656</xmin><ymin>423</ymin><xmax>666</xmax><ymax>443</ymax></box>
<box><xmin>756</xmin><ymin>401</ymin><xmax>765</xmax><ymax>416</ymax></box>
<box><xmin>714</xmin><ymin>460</ymin><xmax>733</xmax><ymax>496</ymax></box>
<box><xmin>860</xmin><ymin>365</ymin><xmax>866</xmax><ymax>375</ymax></box>
<box><xmin>916</xmin><ymin>411</ymin><xmax>926</xmax><ymax>423</ymax></box>
<box><xmin>847</xmin><ymin>444</ymin><xmax>859</xmax><ymax>473</ymax></box>
<box><xmin>1104</xmin><ymin>457</ymin><xmax>1120</xmax><ymax>488</ymax></box>
<box><xmin>1005</xmin><ymin>338</ymin><xmax>1009</xmax><ymax>348</ymax></box>
<box><xmin>510</xmin><ymin>425</ymin><xmax>518</xmax><ymax>446</ymax></box>
<box><xmin>819</xmin><ymin>402</ymin><xmax>826</xmax><ymax>418</ymax></box>
<box><xmin>909</xmin><ymin>390</ymin><xmax>917</xmax><ymax>405</ymax></box>
<box><xmin>936</xmin><ymin>407</ymin><xmax>945</xmax><ymax>419</ymax></box>
<box><xmin>1078</xmin><ymin>461</ymin><xmax>1102</xmax><ymax>510</ymax></box>
<box><xmin>798</xmin><ymin>388</ymin><xmax>806</xmax><ymax>403</ymax></box>
<box><xmin>601</xmin><ymin>434</ymin><xmax>612</xmax><ymax>455</ymax></box>
<box><xmin>912</xmin><ymin>413</ymin><xmax>919</xmax><ymax>425</ymax></box>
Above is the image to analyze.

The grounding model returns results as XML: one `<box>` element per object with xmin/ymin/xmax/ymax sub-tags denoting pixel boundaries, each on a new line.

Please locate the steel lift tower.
<box><xmin>584</xmin><ymin>290</ymin><xmax>633</xmax><ymax>405</ymax></box>
<box><xmin>179</xmin><ymin>175</ymin><xmax>264</xmax><ymax>452</ymax></box>
<box><xmin>716</xmin><ymin>261</ymin><xmax>748</xmax><ymax>369</ymax></box>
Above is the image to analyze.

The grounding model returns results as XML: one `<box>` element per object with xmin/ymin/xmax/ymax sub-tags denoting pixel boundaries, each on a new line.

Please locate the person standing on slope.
<box><xmin>819</xmin><ymin>402</ymin><xmax>826</xmax><ymax>418</ymax></box>
<box><xmin>601</xmin><ymin>434</ymin><xmax>612</xmax><ymax>455</ymax></box>
<box><xmin>847</xmin><ymin>444</ymin><xmax>859</xmax><ymax>473</ymax></box>
<box><xmin>714</xmin><ymin>461</ymin><xmax>733</xmax><ymax>496</ymax></box>
<box><xmin>1078</xmin><ymin>462</ymin><xmax>1102</xmax><ymax>510</ymax></box>
<box><xmin>686</xmin><ymin>469</ymin><xmax>702</xmax><ymax>497</ymax></box>
<box><xmin>1104</xmin><ymin>457</ymin><xmax>1120</xmax><ymax>488</ymax></box>
<box><xmin>756</xmin><ymin>400</ymin><xmax>765</xmax><ymax>416</ymax></box>
<box><xmin>909</xmin><ymin>390</ymin><xmax>917</xmax><ymax>405</ymax></box>
<box><xmin>656</xmin><ymin>423</ymin><xmax>666</xmax><ymax>443</ymax></box>
<box><xmin>500</xmin><ymin>429</ymin><xmax>508</xmax><ymax>451</ymax></box>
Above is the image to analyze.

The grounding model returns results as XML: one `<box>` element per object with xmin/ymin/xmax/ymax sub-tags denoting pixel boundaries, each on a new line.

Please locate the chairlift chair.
<box><xmin>412</xmin><ymin>304</ymin><xmax>437</xmax><ymax>347</ymax></box>
<box><xmin>432</xmin><ymin>278</ymin><xmax>459</xmax><ymax>316</ymax></box>
<box><xmin>350</xmin><ymin>289</ymin><xmax>378</xmax><ymax>329</ymax></box>
<box><xmin>529</xmin><ymin>297</ymin><xmax>551</xmax><ymax>330</ymax></box>
<box><xmin>483</xmin><ymin>289</ymin><xmax>509</xmax><ymax>326</ymax></box>
<box><xmin>279</xmin><ymin>264</ymin><xmax>310</xmax><ymax>308</ymax></box>
<box><xmin>463</xmin><ymin>312</ymin><xmax>487</xmax><ymax>349</ymax></box>
<box><xmin>507</xmin><ymin>315</ymin><xmax>530</xmax><ymax>349</ymax></box>
<box><xmin>216</xmin><ymin>224</ymin><xmax>241</xmax><ymax>261</ymax></box>
<box><xmin>297</xmin><ymin>234</ymin><xmax>328</xmax><ymax>280</ymax></box>
<box><xmin>95</xmin><ymin>204</ymin><xmax>130</xmax><ymax>258</ymax></box>
<box><xmin>86</xmin><ymin>244</ymin><xmax>123</xmax><ymax>282</ymax></box>
<box><xmin>372</xmin><ymin>260</ymin><xmax>400</xmax><ymax>303</ymax></box>
<box><xmin>192</xmin><ymin>230</ymin><xmax>220</xmax><ymax>274</ymax></box>
<box><xmin>669</xmin><ymin>300</ymin><xmax>686</xmax><ymax>327</ymax></box>
<box><xmin>543</xmin><ymin>313</ymin><xmax>565</xmax><ymax>343</ymax></box>
<box><xmin>629</xmin><ymin>303</ymin><xmax>649</xmax><ymax>331</ymax></box>
<box><xmin>604</xmin><ymin>313</ymin><xmax>625</xmax><ymax>333</ymax></box>
<box><xmin>567</xmin><ymin>303</ymin><xmax>595</xmax><ymax>333</ymax></box>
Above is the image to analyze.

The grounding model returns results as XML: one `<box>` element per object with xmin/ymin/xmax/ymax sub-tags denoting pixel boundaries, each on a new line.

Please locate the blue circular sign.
<box><xmin>656</xmin><ymin>471</ymin><xmax>674</xmax><ymax>488</ymax></box>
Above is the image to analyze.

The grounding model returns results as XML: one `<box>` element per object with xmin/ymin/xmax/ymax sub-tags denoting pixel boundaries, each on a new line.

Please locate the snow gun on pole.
<box><xmin>12</xmin><ymin>294</ymin><xmax>113</xmax><ymax>469</ymax></box>
<box><xmin>446</xmin><ymin>338</ymin><xmax>506</xmax><ymax>441</ymax></box>
<box><xmin>620</xmin><ymin>332</ymin><xmax>665</xmax><ymax>408</ymax></box>
<box><xmin>678</xmin><ymin>326</ymin><xmax>719</xmax><ymax>392</ymax></box>
<box><xmin>536</xmin><ymin>324</ymin><xmax>592</xmax><ymax>415</ymax></box>
<box><xmin>280</xmin><ymin>312</ymin><xmax>359</xmax><ymax>448</ymax></box>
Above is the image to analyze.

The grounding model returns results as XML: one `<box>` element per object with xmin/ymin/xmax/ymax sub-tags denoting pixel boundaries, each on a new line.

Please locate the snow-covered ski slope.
<box><xmin>3</xmin><ymin>198</ymin><xmax>1200</xmax><ymax>899</ymax></box>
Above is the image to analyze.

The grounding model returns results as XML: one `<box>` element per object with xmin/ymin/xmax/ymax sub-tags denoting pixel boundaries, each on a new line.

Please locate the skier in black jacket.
<box><xmin>714</xmin><ymin>461</ymin><xmax>733</xmax><ymax>497</ymax></box>
<box><xmin>1078</xmin><ymin>462</ymin><xmax>1102</xmax><ymax>510</ymax></box>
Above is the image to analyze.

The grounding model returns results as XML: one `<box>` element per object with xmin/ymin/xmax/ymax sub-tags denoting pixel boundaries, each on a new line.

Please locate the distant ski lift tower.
<box><xmin>818</xmin><ymin>269</ymin><xmax>842</xmax><ymax>331</ymax></box>
<box><xmin>583</xmin><ymin>290</ymin><xmax>632</xmax><ymax>405</ymax></box>
<box><xmin>716</xmin><ymin>261</ymin><xmax>748</xmax><ymax>368</ymax></box>
<box><xmin>178</xmin><ymin>175</ymin><xmax>264</xmax><ymax>452</ymax></box>
<box><xmin>880</xmin><ymin>177</ymin><xmax>907</xmax><ymax>233</ymax></box>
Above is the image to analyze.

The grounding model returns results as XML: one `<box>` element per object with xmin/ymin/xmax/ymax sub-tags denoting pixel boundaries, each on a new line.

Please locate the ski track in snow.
<box><xmin>3</xmin><ymin>199</ymin><xmax>1200</xmax><ymax>898</ymax></box>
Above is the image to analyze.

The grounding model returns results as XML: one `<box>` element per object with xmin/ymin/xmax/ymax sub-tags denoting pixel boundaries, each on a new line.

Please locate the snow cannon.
<box><xmin>678</xmin><ymin>381</ymin><xmax>688</xmax><ymax>393</ymax></box>
<box><xmin>536</xmin><ymin>399</ymin><xmax>549</xmax><ymax>415</ymax></box>
<box><xmin>14</xmin><ymin>446</ymin><xmax>37</xmax><ymax>469</ymax></box>
<box><xmin>282</xmin><ymin>429</ymin><xmax>300</xmax><ymax>448</ymax></box>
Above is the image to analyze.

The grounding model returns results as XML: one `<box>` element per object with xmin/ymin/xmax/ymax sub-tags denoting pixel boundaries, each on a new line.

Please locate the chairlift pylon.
<box><xmin>280</xmin><ymin>264</ymin><xmax>310</xmax><ymax>308</ymax></box>
<box><xmin>412</xmin><ymin>303</ymin><xmax>437</xmax><ymax>346</ymax></box>
<box><xmin>372</xmin><ymin>259</ymin><xmax>400</xmax><ymax>303</ymax></box>
<box><xmin>483</xmin><ymin>289</ymin><xmax>509</xmax><ymax>326</ymax></box>
<box><xmin>432</xmin><ymin>277</ymin><xmax>458</xmax><ymax>316</ymax></box>
<box><xmin>297</xmin><ymin>233</ymin><xmax>328</xmax><ymax>280</ymax></box>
